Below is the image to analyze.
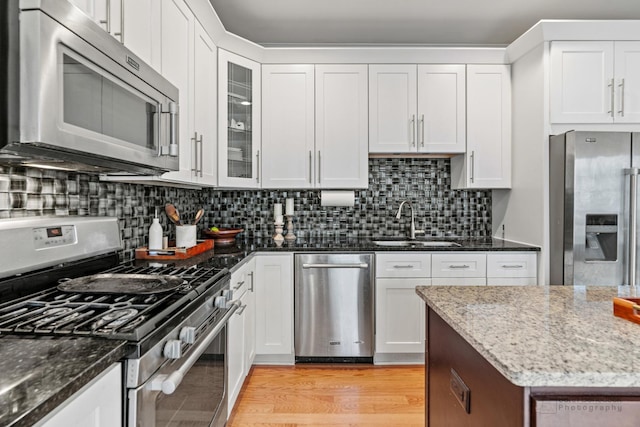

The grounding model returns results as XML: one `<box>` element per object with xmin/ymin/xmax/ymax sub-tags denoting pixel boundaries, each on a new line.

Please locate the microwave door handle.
<box><xmin>148</xmin><ymin>301</ymin><xmax>240</xmax><ymax>395</ymax></box>
<box><xmin>168</xmin><ymin>102</ymin><xmax>178</xmax><ymax>157</ymax></box>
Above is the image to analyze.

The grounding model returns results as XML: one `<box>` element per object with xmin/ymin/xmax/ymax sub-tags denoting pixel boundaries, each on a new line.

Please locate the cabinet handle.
<box><xmin>608</xmin><ymin>78</ymin><xmax>615</xmax><ymax>118</ymax></box>
<box><xmin>99</xmin><ymin>0</ymin><xmax>111</xmax><ymax>33</ymax></box>
<box><xmin>112</xmin><ymin>0</ymin><xmax>124</xmax><ymax>43</ymax></box>
<box><xmin>410</xmin><ymin>115</ymin><xmax>416</xmax><ymax>147</ymax></box>
<box><xmin>256</xmin><ymin>150</ymin><xmax>260</xmax><ymax>183</ymax></box>
<box><xmin>470</xmin><ymin>151</ymin><xmax>475</xmax><ymax>183</ymax></box>
<box><xmin>448</xmin><ymin>264</ymin><xmax>470</xmax><ymax>269</ymax></box>
<box><xmin>392</xmin><ymin>265</ymin><xmax>414</xmax><ymax>269</ymax></box>
<box><xmin>501</xmin><ymin>264</ymin><xmax>524</xmax><ymax>269</ymax></box>
<box><xmin>233</xmin><ymin>280</ymin><xmax>245</xmax><ymax>290</ymax></box>
<box><xmin>248</xmin><ymin>271</ymin><xmax>254</xmax><ymax>292</ymax></box>
<box><xmin>190</xmin><ymin>132</ymin><xmax>198</xmax><ymax>174</ymax></box>
<box><xmin>235</xmin><ymin>304</ymin><xmax>247</xmax><ymax>315</ymax></box>
<box><xmin>309</xmin><ymin>151</ymin><xmax>312</xmax><ymax>184</ymax></box>
<box><xmin>420</xmin><ymin>114</ymin><xmax>425</xmax><ymax>147</ymax></box>
<box><xmin>198</xmin><ymin>134</ymin><xmax>203</xmax><ymax>177</ymax></box>
<box><xmin>317</xmin><ymin>150</ymin><xmax>321</xmax><ymax>184</ymax></box>
<box><xmin>619</xmin><ymin>78</ymin><xmax>625</xmax><ymax>117</ymax></box>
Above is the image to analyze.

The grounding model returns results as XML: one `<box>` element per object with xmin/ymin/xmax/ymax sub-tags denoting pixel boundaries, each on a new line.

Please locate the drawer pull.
<box><xmin>448</xmin><ymin>265</ymin><xmax>470</xmax><ymax>269</ymax></box>
<box><xmin>233</xmin><ymin>280</ymin><xmax>245</xmax><ymax>290</ymax></box>
<box><xmin>393</xmin><ymin>265</ymin><xmax>414</xmax><ymax>269</ymax></box>
<box><xmin>501</xmin><ymin>264</ymin><xmax>524</xmax><ymax>269</ymax></box>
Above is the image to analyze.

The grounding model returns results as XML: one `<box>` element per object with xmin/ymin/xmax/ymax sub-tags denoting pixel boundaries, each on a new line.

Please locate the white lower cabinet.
<box><xmin>227</xmin><ymin>257</ymin><xmax>255</xmax><ymax>414</ymax></box>
<box><xmin>36</xmin><ymin>363</ymin><xmax>121</xmax><ymax>427</ymax></box>
<box><xmin>254</xmin><ymin>253</ymin><xmax>294</xmax><ymax>364</ymax></box>
<box><xmin>376</xmin><ymin>278</ymin><xmax>428</xmax><ymax>356</ymax></box>
<box><xmin>374</xmin><ymin>252</ymin><xmax>430</xmax><ymax>364</ymax></box>
<box><xmin>487</xmin><ymin>252</ymin><xmax>538</xmax><ymax>286</ymax></box>
<box><xmin>431</xmin><ymin>252</ymin><xmax>487</xmax><ymax>285</ymax></box>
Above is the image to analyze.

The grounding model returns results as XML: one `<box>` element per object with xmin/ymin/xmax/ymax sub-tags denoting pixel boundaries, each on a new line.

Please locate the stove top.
<box><xmin>0</xmin><ymin>262</ymin><xmax>228</xmax><ymax>341</ymax></box>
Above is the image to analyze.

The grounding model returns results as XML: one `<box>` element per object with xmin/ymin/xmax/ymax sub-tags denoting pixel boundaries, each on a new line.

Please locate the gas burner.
<box><xmin>34</xmin><ymin>307</ymin><xmax>75</xmax><ymax>326</ymax></box>
<box><xmin>92</xmin><ymin>308</ymin><xmax>139</xmax><ymax>332</ymax></box>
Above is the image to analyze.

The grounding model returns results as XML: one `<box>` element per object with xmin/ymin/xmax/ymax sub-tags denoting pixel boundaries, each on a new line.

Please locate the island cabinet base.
<box><xmin>426</xmin><ymin>307</ymin><xmax>524</xmax><ymax>426</ymax></box>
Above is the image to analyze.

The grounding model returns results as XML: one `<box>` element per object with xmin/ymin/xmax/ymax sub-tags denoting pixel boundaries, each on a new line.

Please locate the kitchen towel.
<box><xmin>320</xmin><ymin>190</ymin><xmax>355</xmax><ymax>207</ymax></box>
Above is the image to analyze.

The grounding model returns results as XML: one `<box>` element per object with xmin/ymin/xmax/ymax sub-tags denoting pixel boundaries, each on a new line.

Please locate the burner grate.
<box><xmin>0</xmin><ymin>265</ymin><xmax>227</xmax><ymax>341</ymax></box>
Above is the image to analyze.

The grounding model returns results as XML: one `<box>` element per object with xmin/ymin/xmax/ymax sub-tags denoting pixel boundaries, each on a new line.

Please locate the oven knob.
<box><xmin>222</xmin><ymin>289</ymin><xmax>233</xmax><ymax>300</ymax></box>
<box><xmin>179</xmin><ymin>326</ymin><xmax>196</xmax><ymax>344</ymax></box>
<box><xmin>163</xmin><ymin>339</ymin><xmax>182</xmax><ymax>359</ymax></box>
<box><xmin>214</xmin><ymin>295</ymin><xmax>228</xmax><ymax>309</ymax></box>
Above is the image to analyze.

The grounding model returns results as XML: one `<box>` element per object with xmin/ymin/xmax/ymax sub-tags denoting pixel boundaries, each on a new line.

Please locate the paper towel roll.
<box><xmin>320</xmin><ymin>190</ymin><xmax>355</xmax><ymax>207</ymax></box>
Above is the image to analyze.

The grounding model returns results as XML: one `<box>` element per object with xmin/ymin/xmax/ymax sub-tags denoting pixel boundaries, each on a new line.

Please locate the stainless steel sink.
<box><xmin>372</xmin><ymin>240</ymin><xmax>461</xmax><ymax>247</ymax></box>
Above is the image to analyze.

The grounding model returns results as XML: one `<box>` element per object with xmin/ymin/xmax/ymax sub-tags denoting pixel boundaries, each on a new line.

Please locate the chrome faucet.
<box><xmin>395</xmin><ymin>201</ymin><xmax>425</xmax><ymax>239</ymax></box>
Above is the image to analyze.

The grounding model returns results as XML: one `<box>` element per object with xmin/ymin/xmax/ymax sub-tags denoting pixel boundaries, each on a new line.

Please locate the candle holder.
<box><xmin>284</xmin><ymin>214</ymin><xmax>296</xmax><ymax>241</ymax></box>
<box><xmin>274</xmin><ymin>220</ymin><xmax>284</xmax><ymax>245</ymax></box>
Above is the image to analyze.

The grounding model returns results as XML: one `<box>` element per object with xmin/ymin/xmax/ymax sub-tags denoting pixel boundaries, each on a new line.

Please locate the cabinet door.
<box><xmin>255</xmin><ymin>254</ymin><xmax>294</xmax><ymax>358</ymax></box>
<box><xmin>375</xmin><ymin>278</ymin><xmax>427</xmax><ymax>354</ymax></box>
<box><xmin>159</xmin><ymin>0</ymin><xmax>194</xmax><ymax>183</ymax></box>
<box><xmin>369</xmin><ymin>65</ymin><xmax>417</xmax><ymax>153</ymax></box>
<box><xmin>315</xmin><ymin>65</ymin><xmax>369</xmax><ymax>189</ymax></box>
<box><xmin>452</xmin><ymin>64</ymin><xmax>511</xmax><ymax>189</ymax></box>
<box><xmin>36</xmin><ymin>364</ymin><xmax>121</xmax><ymax>427</ymax></box>
<box><xmin>550</xmin><ymin>41</ymin><xmax>615</xmax><ymax>123</ymax></box>
<box><xmin>614</xmin><ymin>41</ymin><xmax>640</xmax><ymax>123</ymax></box>
<box><xmin>417</xmin><ymin>64</ymin><xmax>466</xmax><ymax>153</ymax></box>
<box><xmin>193</xmin><ymin>21</ymin><xmax>218</xmax><ymax>186</ymax></box>
<box><xmin>218</xmin><ymin>50</ymin><xmax>261</xmax><ymax>188</ymax></box>
<box><xmin>262</xmin><ymin>65</ymin><xmax>315</xmax><ymax>188</ymax></box>
<box><xmin>122</xmin><ymin>0</ymin><xmax>161</xmax><ymax>70</ymax></box>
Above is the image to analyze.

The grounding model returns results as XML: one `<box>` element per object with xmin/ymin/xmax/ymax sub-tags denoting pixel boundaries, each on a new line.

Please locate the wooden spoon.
<box><xmin>193</xmin><ymin>208</ymin><xmax>204</xmax><ymax>225</ymax></box>
<box><xmin>165</xmin><ymin>203</ymin><xmax>181</xmax><ymax>225</ymax></box>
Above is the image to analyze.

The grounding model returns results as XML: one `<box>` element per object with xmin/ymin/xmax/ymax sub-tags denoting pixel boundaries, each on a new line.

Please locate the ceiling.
<box><xmin>208</xmin><ymin>0</ymin><xmax>640</xmax><ymax>47</ymax></box>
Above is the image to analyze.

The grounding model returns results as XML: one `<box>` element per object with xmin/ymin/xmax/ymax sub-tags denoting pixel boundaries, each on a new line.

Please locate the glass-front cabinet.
<box><xmin>218</xmin><ymin>49</ymin><xmax>261</xmax><ymax>188</ymax></box>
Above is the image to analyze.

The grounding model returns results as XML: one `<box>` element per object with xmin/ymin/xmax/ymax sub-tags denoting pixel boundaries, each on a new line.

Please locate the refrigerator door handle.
<box><xmin>626</xmin><ymin>168</ymin><xmax>639</xmax><ymax>287</ymax></box>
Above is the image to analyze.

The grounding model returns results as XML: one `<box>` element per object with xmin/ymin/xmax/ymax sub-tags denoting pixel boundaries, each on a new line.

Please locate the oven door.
<box><xmin>14</xmin><ymin>7</ymin><xmax>179</xmax><ymax>174</ymax></box>
<box><xmin>128</xmin><ymin>304</ymin><xmax>239</xmax><ymax>427</ymax></box>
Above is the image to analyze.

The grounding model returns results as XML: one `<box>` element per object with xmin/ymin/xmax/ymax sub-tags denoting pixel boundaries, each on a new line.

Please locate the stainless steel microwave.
<box><xmin>0</xmin><ymin>0</ymin><xmax>179</xmax><ymax>174</ymax></box>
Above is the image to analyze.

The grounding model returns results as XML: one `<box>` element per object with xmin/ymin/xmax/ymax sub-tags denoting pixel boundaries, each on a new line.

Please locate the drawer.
<box><xmin>487</xmin><ymin>277</ymin><xmax>537</xmax><ymax>286</ymax></box>
<box><xmin>375</xmin><ymin>252</ymin><xmax>431</xmax><ymax>278</ymax></box>
<box><xmin>431</xmin><ymin>253</ymin><xmax>486</xmax><ymax>278</ymax></box>
<box><xmin>487</xmin><ymin>252</ymin><xmax>537</xmax><ymax>278</ymax></box>
<box><xmin>431</xmin><ymin>277</ymin><xmax>486</xmax><ymax>286</ymax></box>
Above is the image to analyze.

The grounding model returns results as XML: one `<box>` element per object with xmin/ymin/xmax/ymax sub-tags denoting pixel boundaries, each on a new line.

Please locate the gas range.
<box><xmin>0</xmin><ymin>216</ymin><xmax>234</xmax><ymax>426</ymax></box>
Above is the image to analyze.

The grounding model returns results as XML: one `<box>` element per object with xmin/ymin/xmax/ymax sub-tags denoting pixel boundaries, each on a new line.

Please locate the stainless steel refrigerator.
<box><xmin>550</xmin><ymin>130</ymin><xmax>640</xmax><ymax>286</ymax></box>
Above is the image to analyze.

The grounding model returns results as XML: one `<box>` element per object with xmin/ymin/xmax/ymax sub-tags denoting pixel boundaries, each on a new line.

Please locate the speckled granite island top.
<box><xmin>0</xmin><ymin>336</ymin><xmax>128</xmax><ymax>427</ymax></box>
<box><xmin>416</xmin><ymin>285</ymin><xmax>640</xmax><ymax>388</ymax></box>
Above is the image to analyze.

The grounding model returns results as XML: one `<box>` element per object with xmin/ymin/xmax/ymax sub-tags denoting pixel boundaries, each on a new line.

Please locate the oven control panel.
<box><xmin>33</xmin><ymin>225</ymin><xmax>77</xmax><ymax>249</ymax></box>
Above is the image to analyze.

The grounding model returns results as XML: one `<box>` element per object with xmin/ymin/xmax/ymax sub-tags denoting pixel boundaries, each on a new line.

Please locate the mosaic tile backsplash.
<box><xmin>0</xmin><ymin>159</ymin><xmax>491</xmax><ymax>260</ymax></box>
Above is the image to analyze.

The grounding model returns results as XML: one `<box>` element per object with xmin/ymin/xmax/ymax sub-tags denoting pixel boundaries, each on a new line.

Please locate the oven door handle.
<box><xmin>149</xmin><ymin>301</ymin><xmax>240</xmax><ymax>395</ymax></box>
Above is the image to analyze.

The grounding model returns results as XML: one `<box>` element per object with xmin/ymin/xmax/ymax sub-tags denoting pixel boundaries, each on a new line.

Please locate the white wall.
<box><xmin>492</xmin><ymin>43</ymin><xmax>550</xmax><ymax>284</ymax></box>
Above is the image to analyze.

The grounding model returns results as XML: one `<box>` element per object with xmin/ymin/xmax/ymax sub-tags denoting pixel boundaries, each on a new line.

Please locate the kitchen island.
<box><xmin>416</xmin><ymin>285</ymin><xmax>640</xmax><ymax>426</ymax></box>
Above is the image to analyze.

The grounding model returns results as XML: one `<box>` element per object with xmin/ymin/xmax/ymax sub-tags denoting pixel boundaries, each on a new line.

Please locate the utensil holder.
<box><xmin>176</xmin><ymin>225</ymin><xmax>197</xmax><ymax>248</ymax></box>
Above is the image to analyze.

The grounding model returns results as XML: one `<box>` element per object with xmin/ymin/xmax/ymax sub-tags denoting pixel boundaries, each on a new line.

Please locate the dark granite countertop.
<box><xmin>0</xmin><ymin>336</ymin><xmax>128</xmax><ymax>427</ymax></box>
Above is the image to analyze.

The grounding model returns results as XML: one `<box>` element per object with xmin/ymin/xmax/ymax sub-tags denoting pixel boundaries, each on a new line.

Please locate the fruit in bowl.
<box><xmin>202</xmin><ymin>227</ymin><xmax>244</xmax><ymax>246</ymax></box>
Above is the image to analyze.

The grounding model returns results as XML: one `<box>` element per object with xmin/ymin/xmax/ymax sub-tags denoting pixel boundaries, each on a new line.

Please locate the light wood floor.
<box><xmin>227</xmin><ymin>364</ymin><xmax>425</xmax><ymax>427</ymax></box>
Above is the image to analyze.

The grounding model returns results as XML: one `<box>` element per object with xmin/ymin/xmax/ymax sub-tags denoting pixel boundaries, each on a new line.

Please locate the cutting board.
<box><xmin>135</xmin><ymin>239</ymin><xmax>214</xmax><ymax>260</ymax></box>
<box><xmin>613</xmin><ymin>297</ymin><xmax>640</xmax><ymax>325</ymax></box>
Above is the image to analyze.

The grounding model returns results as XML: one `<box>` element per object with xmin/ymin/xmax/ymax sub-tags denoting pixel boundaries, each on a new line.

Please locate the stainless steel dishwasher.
<box><xmin>294</xmin><ymin>253</ymin><xmax>374</xmax><ymax>362</ymax></box>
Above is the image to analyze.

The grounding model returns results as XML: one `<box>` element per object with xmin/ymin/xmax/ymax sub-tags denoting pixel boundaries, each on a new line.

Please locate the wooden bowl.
<box><xmin>202</xmin><ymin>227</ymin><xmax>244</xmax><ymax>246</ymax></box>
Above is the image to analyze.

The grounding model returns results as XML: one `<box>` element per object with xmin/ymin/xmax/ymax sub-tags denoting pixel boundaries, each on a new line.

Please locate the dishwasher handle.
<box><xmin>302</xmin><ymin>263</ymin><xmax>369</xmax><ymax>269</ymax></box>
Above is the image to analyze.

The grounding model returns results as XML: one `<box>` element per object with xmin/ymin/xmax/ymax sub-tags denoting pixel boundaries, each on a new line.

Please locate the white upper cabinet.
<box><xmin>451</xmin><ymin>64</ymin><xmax>511</xmax><ymax>189</ymax></box>
<box><xmin>315</xmin><ymin>65</ymin><xmax>369</xmax><ymax>189</ymax></box>
<box><xmin>369</xmin><ymin>65</ymin><xmax>418</xmax><ymax>152</ymax></box>
<box><xmin>218</xmin><ymin>50</ymin><xmax>262</xmax><ymax>188</ymax></box>
<box><xmin>261</xmin><ymin>65</ymin><xmax>315</xmax><ymax>189</ymax></box>
<box><xmin>121</xmin><ymin>0</ymin><xmax>161</xmax><ymax>70</ymax></box>
<box><xmin>550</xmin><ymin>41</ymin><xmax>640</xmax><ymax>124</ymax></box>
<box><xmin>417</xmin><ymin>65</ymin><xmax>466</xmax><ymax>153</ymax></box>
<box><xmin>192</xmin><ymin>20</ymin><xmax>218</xmax><ymax>186</ymax></box>
<box><xmin>368</xmin><ymin>64</ymin><xmax>465</xmax><ymax>154</ymax></box>
<box><xmin>614</xmin><ymin>42</ymin><xmax>640</xmax><ymax>123</ymax></box>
